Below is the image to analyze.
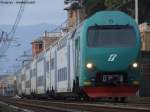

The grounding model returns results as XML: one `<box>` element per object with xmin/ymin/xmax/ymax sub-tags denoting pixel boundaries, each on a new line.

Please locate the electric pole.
<box><xmin>135</xmin><ymin>0</ymin><xmax>139</xmax><ymax>24</ymax></box>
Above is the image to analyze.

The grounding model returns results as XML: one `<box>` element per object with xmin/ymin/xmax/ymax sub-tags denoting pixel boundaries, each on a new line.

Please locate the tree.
<box><xmin>65</xmin><ymin>0</ymin><xmax>150</xmax><ymax>23</ymax></box>
<box><xmin>104</xmin><ymin>0</ymin><xmax>123</xmax><ymax>9</ymax></box>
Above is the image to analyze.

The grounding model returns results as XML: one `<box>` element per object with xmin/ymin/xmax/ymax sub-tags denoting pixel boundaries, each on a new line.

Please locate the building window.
<box><xmin>39</xmin><ymin>44</ymin><xmax>43</xmax><ymax>49</ymax></box>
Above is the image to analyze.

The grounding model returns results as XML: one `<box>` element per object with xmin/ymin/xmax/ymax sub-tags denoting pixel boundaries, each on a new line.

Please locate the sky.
<box><xmin>0</xmin><ymin>0</ymin><xmax>66</xmax><ymax>25</ymax></box>
<box><xmin>0</xmin><ymin>0</ymin><xmax>67</xmax><ymax>74</ymax></box>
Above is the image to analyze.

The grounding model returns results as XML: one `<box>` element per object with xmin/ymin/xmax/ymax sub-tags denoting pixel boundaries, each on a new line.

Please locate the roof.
<box><xmin>43</xmin><ymin>32</ymin><xmax>61</xmax><ymax>37</ymax></box>
<box><xmin>31</xmin><ymin>38</ymin><xmax>43</xmax><ymax>43</ymax></box>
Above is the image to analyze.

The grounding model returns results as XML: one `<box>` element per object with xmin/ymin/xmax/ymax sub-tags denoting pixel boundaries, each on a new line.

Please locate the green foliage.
<box><xmin>104</xmin><ymin>0</ymin><xmax>123</xmax><ymax>8</ymax></box>
<box><xmin>83</xmin><ymin>0</ymin><xmax>124</xmax><ymax>9</ymax></box>
<box><xmin>84</xmin><ymin>0</ymin><xmax>105</xmax><ymax>6</ymax></box>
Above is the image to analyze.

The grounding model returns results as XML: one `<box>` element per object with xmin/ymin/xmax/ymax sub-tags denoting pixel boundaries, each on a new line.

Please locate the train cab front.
<box><xmin>80</xmin><ymin>25</ymin><xmax>141</xmax><ymax>99</ymax></box>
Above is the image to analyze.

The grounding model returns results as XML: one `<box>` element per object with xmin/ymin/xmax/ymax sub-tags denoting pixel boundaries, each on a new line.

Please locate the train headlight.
<box><xmin>133</xmin><ymin>81</ymin><xmax>140</xmax><ymax>85</ymax></box>
<box><xmin>86</xmin><ymin>63</ymin><xmax>94</xmax><ymax>69</ymax></box>
<box><xmin>132</xmin><ymin>62</ymin><xmax>138</xmax><ymax>68</ymax></box>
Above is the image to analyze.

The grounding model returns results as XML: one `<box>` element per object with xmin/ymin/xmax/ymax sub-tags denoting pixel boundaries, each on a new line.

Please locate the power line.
<box><xmin>50</xmin><ymin>20</ymin><xmax>68</xmax><ymax>32</ymax></box>
<box><xmin>0</xmin><ymin>0</ymin><xmax>35</xmax><ymax>4</ymax></box>
<box><xmin>0</xmin><ymin>0</ymin><xmax>26</xmax><ymax>56</ymax></box>
<box><xmin>9</xmin><ymin>0</ymin><xmax>25</xmax><ymax>37</ymax></box>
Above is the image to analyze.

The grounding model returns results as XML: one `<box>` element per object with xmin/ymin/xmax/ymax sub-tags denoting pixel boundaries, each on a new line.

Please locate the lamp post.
<box><xmin>135</xmin><ymin>0</ymin><xmax>139</xmax><ymax>24</ymax></box>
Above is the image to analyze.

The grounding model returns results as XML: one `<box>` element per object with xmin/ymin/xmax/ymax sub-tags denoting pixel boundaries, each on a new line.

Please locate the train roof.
<box><xmin>83</xmin><ymin>11</ymin><xmax>137</xmax><ymax>27</ymax></box>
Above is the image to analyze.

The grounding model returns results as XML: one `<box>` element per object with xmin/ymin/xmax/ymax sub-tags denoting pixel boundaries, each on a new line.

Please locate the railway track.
<box><xmin>0</xmin><ymin>97</ymin><xmax>150</xmax><ymax>112</ymax></box>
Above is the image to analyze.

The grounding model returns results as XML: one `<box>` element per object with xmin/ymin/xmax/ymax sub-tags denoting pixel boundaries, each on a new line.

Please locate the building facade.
<box><xmin>31</xmin><ymin>31</ymin><xmax>61</xmax><ymax>58</ymax></box>
<box><xmin>139</xmin><ymin>23</ymin><xmax>150</xmax><ymax>51</ymax></box>
<box><xmin>0</xmin><ymin>75</ymin><xmax>16</xmax><ymax>96</ymax></box>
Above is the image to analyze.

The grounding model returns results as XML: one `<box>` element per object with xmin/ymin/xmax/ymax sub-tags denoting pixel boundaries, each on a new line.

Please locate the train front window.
<box><xmin>87</xmin><ymin>25</ymin><xmax>136</xmax><ymax>48</ymax></box>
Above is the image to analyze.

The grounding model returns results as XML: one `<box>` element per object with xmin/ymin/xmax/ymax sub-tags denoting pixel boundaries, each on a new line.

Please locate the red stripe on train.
<box><xmin>82</xmin><ymin>85</ymin><xmax>138</xmax><ymax>98</ymax></box>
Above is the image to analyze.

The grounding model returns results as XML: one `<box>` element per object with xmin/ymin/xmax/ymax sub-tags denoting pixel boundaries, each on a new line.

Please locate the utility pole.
<box><xmin>135</xmin><ymin>0</ymin><xmax>139</xmax><ymax>24</ymax></box>
<box><xmin>0</xmin><ymin>31</ymin><xmax>4</xmax><ymax>42</ymax></box>
<box><xmin>64</xmin><ymin>0</ymin><xmax>81</xmax><ymax>27</ymax></box>
<box><xmin>76</xmin><ymin>1</ymin><xmax>81</xmax><ymax>26</ymax></box>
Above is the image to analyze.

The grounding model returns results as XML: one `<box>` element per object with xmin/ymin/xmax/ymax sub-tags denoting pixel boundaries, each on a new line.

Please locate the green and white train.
<box><xmin>16</xmin><ymin>11</ymin><xmax>141</xmax><ymax>101</ymax></box>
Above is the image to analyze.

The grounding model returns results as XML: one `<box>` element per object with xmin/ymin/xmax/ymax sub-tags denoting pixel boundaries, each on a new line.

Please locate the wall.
<box><xmin>140</xmin><ymin>51</ymin><xmax>150</xmax><ymax>97</ymax></box>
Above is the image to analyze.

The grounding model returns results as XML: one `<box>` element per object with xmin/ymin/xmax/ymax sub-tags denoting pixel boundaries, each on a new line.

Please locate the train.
<box><xmin>16</xmin><ymin>11</ymin><xmax>141</xmax><ymax>102</ymax></box>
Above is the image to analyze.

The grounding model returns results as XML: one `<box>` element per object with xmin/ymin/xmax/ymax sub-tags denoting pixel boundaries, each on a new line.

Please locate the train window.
<box><xmin>58</xmin><ymin>67</ymin><xmax>67</xmax><ymax>82</ymax></box>
<box><xmin>21</xmin><ymin>74</ymin><xmax>25</xmax><ymax>81</ymax></box>
<box><xmin>37</xmin><ymin>76</ymin><xmax>44</xmax><ymax>86</ymax></box>
<box><xmin>61</xmin><ymin>68</ymin><xmax>64</xmax><ymax>81</ymax></box>
<box><xmin>65</xmin><ymin>67</ymin><xmax>67</xmax><ymax>80</ymax></box>
<box><xmin>57</xmin><ymin>70</ymin><xmax>60</xmax><ymax>81</ymax></box>
<box><xmin>30</xmin><ymin>70</ymin><xmax>33</xmax><ymax>78</ymax></box>
<box><xmin>31</xmin><ymin>69</ymin><xmax>34</xmax><ymax>77</ymax></box>
<box><xmin>30</xmin><ymin>69</ymin><xmax>34</xmax><ymax>78</ymax></box>
<box><xmin>87</xmin><ymin>25</ymin><xmax>136</xmax><ymax>48</ymax></box>
<box><xmin>46</xmin><ymin>61</ymin><xmax>49</xmax><ymax>73</ymax></box>
<box><xmin>57</xmin><ymin>38</ymin><xmax>67</xmax><ymax>51</ymax></box>
<box><xmin>33</xmin><ymin>68</ymin><xmax>36</xmax><ymax>77</ymax></box>
<box><xmin>19</xmin><ymin>84</ymin><xmax>21</xmax><ymax>89</ymax></box>
<box><xmin>31</xmin><ymin>69</ymin><xmax>35</xmax><ymax>78</ymax></box>
<box><xmin>26</xmin><ymin>80</ymin><xmax>30</xmax><ymax>88</ymax></box>
<box><xmin>50</xmin><ymin>58</ymin><xmax>54</xmax><ymax>70</ymax></box>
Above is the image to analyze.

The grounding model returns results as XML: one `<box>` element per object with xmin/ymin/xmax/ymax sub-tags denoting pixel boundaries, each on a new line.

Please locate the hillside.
<box><xmin>0</xmin><ymin>23</ymin><xmax>57</xmax><ymax>74</ymax></box>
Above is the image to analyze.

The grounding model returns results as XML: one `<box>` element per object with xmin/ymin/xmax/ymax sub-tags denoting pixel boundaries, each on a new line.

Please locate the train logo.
<box><xmin>108</xmin><ymin>54</ymin><xmax>118</xmax><ymax>62</ymax></box>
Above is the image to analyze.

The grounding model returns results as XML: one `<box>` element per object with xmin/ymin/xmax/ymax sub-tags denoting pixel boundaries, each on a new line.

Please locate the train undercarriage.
<box><xmin>20</xmin><ymin>74</ymin><xmax>138</xmax><ymax>102</ymax></box>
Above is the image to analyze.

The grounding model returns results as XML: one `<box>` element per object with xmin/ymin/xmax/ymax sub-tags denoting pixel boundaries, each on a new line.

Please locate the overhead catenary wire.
<box><xmin>0</xmin><ymin>0</ymin><xmax>26</xmax><ymax>56</ymax></box>
<box><xmin>0</xmin><ymin>31</ymin><xmax>9</xmax><ymax>56</ymax></box>
<box><xmin>50</xmin><ymin>19</ymin><xmax>68</xmax><ymax>33</ymax></box>
<box><xmin>8</xmin><ymin>0</ymin><xmax>25</xmax><ymax>37</ymax></box>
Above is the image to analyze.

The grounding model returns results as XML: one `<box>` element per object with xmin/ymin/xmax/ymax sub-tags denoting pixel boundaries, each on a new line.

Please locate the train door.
<box><xmin>54</xmin><ymin>49</ymin><xmax>57</xmax><ymax>91</ymax></box>
<box><xmin>31</xmin><ymin>60</ymin><xmax>36</xmax><ymax>94</ymax></box>
<box><xmin>67</xmin><ymin>41</ymin><xmax>71</xmax><ymax>92</ymax></box>
<box><xmin>57</xmin><ymin>38</ymin><xmax>68</xmax><ymax>93</ymax></box>
<box><xmin>37</xmin><ymin>57</ymin><xmax>45</xmax><ymax>94</ymax></box>
<box><xmin>50</xmin><ymin>47</ymin><xmax>56</xmax><ymax>92</ymax></box>
<box><xmin>45</xmin><ymin>50</ymin><xmax>51</xmax><ymax>93</ymax></box>
<box><xmin>67</xmin><ymin>39</ymin><xmax>75</xmax><ymax>92</ymax></box>
<box><xmin>75</xmin><ymin>36</ymin><xmax>80</xmax><ymax>81</ymax></box>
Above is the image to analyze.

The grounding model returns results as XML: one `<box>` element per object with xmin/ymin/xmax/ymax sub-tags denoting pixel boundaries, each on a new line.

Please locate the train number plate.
<box><xmin>102</xmin><ymin>75</ymin><xmax>123</xmax><ymax>82</ymax></box>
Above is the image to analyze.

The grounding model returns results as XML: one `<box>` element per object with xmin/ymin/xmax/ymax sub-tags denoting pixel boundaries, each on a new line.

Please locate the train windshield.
<box><xmin>87</xmin><ymin>25</ymin><xmax>136</xmax><ymax>48</ymax></box>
